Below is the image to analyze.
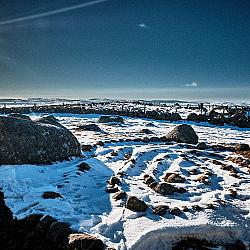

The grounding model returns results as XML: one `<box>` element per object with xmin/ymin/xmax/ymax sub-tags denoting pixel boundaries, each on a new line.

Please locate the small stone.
<box><xmin>192</xmin><ymin>205</ymin><xmax>203</xmax><ymax>211</ymax></box>
<box><xmin>139</xmin><ymin>128</ymin><xmax>154</xmax><ymax>134</ymax></box>
<box><xmin>96</xmin><ymin>141</ymin><xmax>104</xmax><ymax>146</ymax></box>
<box><xmin>204</xmin><ymin>170</ymin><xmax>213</xmax><ymax>176</ymax></box>
<box><xmin>42</xmin><ymin>191</ymin><xmax>62</xmax><ymax>199</ymax></box>
<box><xmin>155</xmin><ymin>183</ymin><xmax>176</xmax><ymax>195</ymax></box>
<box><xmin>76</xmin><ymin>124</ymin><xmax>101</xmax><ymax>132</ymax></box>
<box><xmin>98</xmin><ymin>115</ymin><xmax>124</xmax><ymax>123</ymax></box>
<box><xmin>149</xmin><ymin>182</ymin><xmax>158</xmax><ymax>190</ymax></box>
<box><xmin>68</xmin><ymin>233</ymin><xmax>104</xmax><ymax>250</ymax></box>
<box><xmin>142</xmin><ymin>137</ymin><xmax>150</xmax><ymax>143</ymax></box>
<box><xmin>153</xmin><ymin>205</ymin><xmax>169</xmax><ymax>216</ymax></box>
<box><xmin>169</xmin><ymin>207</ymin><xmax>181</xmax><ymax>216</ymax></box>
<box><xmin>196</xmin><ymin>142</ymin><xmax>207</xmax><ymax>150</ymax></box>
<box><xmin>109</xmin><ymin>176</ymin><xmax>120</xmax><ymax>185</ymax></box>
<box><xmin>196</xmin><ymin>175</ymin><xmax>209</xmax><ymax>183</ymax></box>
<box><xmin>177</xmin><ymin>187</ymin><xmax>187</xmax><ymax>193</ymax></box>
<box><xmin>228</xmin><ymin>189</ymin><xmax>237</xmax><ymax>197</ymax></box>
<box><xmin>113</xmin><ymin>191</ymin><xmax>127</xmax><ymax>200</ymax></box>
<box><xmin>182</xmin><ymin>206</ymin><xmax>189</xmax><ymax>212</ymax></box>
<box><xmin>125</xmin><ymin>196</ymin><xmax>148</xmax><ymax>212</ymax></box>
<box><xmin>111</xmin><ymin>151</ymin><xmax>118</xmax><ymax>156</ymax></box>
<box><xmin>105</xmin><ymin>187</ymin><xmax>119</xmax><ymax>193</ymax></box>
<box><xmin>130</xmin><ymin>159</ymin><xmax>136</xmax><ymax>164</ymax></box>
<box><xmin>124</xmin><ymin>153</ymin><xmax>132</xmax><ymax>160</ymax></box>
<box><xmin>78</xmin><ymin>162</ymin><xmax>91</xmax><ymax>172</ymax></box>
<box><xmin>164</xmin><ymin>173</ymin><xmax>186</xmax><ymax>183</ymax></box>
<box><xmin>81</xmin><ymin>145</ymin><xmax>93</xmax><ymax>151</ymax></box>
<box><xmin>189</xmin><ymin>168</ymin><xmax>199</xmax><ymax>175</ymax></box>
<box><xmin>144</xmin><ymin>176</ymin><xmax>155</xmax><ymax>185</ymax></box>
<box><xmin>206</xmin><ymin>203</ymin><xmax>216</xmax><ymax>210</ymax></box>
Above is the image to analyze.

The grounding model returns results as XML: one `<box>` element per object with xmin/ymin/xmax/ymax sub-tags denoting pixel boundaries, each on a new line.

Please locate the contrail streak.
<box><xmin>0</xmin><ymin>0</ymin><xmax>110</xmax><ymax>26</ymax></box>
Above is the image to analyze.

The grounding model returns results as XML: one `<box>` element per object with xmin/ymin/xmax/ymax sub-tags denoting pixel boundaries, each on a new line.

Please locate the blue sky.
<box><xmin>0</xmin><ymin>0</ymin><xmax>249</xmax><ymax>101</ymax></box>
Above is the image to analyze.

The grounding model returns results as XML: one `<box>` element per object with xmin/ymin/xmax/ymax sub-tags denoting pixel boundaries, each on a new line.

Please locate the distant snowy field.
<box><xmin>0</xmin><ymin>113</ymin><xmax>250</xmax><ymax>249</ymax></box>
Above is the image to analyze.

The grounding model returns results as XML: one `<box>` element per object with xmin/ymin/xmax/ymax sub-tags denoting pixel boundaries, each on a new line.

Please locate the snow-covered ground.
<box><xmin>0</xmin><ymin>113</ymin><xmax>250</xmax><ymax>249</ymax></box>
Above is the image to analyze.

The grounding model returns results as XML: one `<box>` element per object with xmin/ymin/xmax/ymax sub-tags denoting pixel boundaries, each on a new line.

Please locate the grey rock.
<box><xmin>155</xmin><ymin>183</ymin><xmax>176</xmax><ymax>195</ymax></box>
<box><xmin>0</xmin><ymin>116</ymin><xmax>81</xmax><ymax>165</ymax></box>
<box><xmin>166</xmin><ymin>124</ymin><xmax>198</xmax><ymax>144</ymax></box>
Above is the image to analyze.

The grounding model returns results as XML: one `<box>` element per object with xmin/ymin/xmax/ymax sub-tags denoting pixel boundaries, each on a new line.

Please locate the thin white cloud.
<box><xmin>0</xmin><ymin>0</ymin><xmax>110</xmax><ymax>26</ymax></box>
<box><xmin>185</xmin><ymin>81</ymin><xmax>199</xmax><ymax>87</ymax></box>
<box><xmin>138</xmin><ymin>23</ymin><xmax>149</xmax><ymax>29</ymax></box>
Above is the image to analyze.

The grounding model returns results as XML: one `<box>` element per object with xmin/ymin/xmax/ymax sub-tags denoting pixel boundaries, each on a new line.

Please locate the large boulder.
<box><xmin>166</xmin><ymin>124</ymin><xmax>198</xmax><ymax>144</ymax></box>
<box><xmin>0</xmin><ymin>115</ymin><xmax>81</xmax><ymax>165</ymax></box>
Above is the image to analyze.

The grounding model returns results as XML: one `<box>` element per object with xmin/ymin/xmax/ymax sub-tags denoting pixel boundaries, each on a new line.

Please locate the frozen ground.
<box><xmin>0</xmin><ymin>113</ymin><xmax>250</xmax><ymax>249</ymax></box>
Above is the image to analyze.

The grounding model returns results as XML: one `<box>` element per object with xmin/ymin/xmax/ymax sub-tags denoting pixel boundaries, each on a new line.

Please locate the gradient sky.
<box><xmin>0</xmin><ymin>0</ymin><xmax>249</xmax><ymax>101</ymax></box>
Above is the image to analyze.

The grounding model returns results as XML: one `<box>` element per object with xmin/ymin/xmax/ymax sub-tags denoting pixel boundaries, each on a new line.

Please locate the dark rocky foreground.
<box><xmin>0</xmin><ymin>191</ymin><xmax>105</xmax><ymax>250</ymax></box>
